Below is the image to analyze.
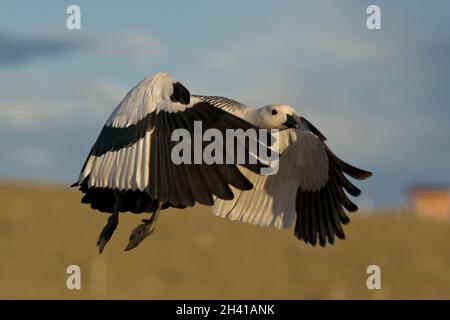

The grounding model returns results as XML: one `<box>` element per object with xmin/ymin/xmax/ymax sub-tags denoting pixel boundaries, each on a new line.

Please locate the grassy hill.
<box><xmin>0</xmin><ymin>182</ymin><xmax>450</xmax><ymax>299</ymax></box>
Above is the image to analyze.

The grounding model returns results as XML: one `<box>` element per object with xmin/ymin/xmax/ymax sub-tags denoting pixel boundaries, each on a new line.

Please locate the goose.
<box><xmin>72</xmin><ymin>72</ymin><xmax>372</xmax><ymax>252</ymax></box>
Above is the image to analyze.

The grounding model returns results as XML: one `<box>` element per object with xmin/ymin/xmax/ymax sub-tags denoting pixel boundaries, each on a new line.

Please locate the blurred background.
<box><xmin>1</xmin><ymin>0</ymin><xmax>450</xmax><ymax>299</ymax></box>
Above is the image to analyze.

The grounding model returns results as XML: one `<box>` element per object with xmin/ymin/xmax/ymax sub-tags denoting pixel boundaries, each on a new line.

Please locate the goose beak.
<box><xmin>283</xmin><ymin>114</ymin><xmax>300</xmax><ymax>129</ymax></box>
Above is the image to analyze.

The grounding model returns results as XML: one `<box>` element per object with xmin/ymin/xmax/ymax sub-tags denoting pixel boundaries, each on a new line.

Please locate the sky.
<box><xmin>0</xmin><ymin>0</ymin><xmax>449</xmax><ymax>207</ymax></box>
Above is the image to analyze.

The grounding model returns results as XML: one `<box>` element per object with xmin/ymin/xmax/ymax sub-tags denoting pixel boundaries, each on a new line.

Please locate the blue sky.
<box><xmin>0</xmin><ymin>1</ymin><xmax>449</xmax><ymax>207</ymax></box>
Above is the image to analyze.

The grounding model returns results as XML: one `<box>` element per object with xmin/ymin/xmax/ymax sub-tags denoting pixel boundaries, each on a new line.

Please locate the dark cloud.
<box><xmin>0</xmin><ymin>32</ymin><xmax>90</xmax><ymax>66</ymax></box>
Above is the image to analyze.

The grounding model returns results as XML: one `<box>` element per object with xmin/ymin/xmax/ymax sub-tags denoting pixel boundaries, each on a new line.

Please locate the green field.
<box><xmin>0</xmin><ymin>182</ymin><xmax>449</xmax><ymax>299</ymax></box>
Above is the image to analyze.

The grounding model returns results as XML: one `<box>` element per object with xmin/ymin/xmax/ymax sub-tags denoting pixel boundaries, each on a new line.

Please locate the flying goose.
<box><xmin>73</xmin><ymin>72</ymin><xmax>371</xmax><ymax>252</ymax></box>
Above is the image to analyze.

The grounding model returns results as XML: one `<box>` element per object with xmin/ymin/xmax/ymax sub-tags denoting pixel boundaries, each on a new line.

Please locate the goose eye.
<box><xmin>271</xmin><ymin>109</ymin><xmax>278</xmax><ymax>115</ymax></box>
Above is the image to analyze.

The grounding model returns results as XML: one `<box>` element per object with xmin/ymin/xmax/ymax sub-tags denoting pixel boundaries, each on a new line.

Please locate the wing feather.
<box><xmin>73</xmin><ymin>72</ymin><xmax>272</xmax><ymax>213</ymax></box>
<box><xmin>213</xmin><ymin>125</ymin><xmax>372</xmax><ymax>246</ymax></box>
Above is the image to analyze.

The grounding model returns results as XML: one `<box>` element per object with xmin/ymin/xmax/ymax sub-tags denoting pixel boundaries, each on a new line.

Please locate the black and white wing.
<box><xmin>213</xmin><ymin>124</ymin><xmax>372</xmax><ymax>246</ymax></box>
<box><xmin>73</xmin><ymin>72</ymin><xmax>269</xmax><ymax>213</ymax></box>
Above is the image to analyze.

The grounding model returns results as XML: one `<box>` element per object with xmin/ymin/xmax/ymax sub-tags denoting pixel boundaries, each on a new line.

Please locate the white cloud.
<box><xmin>204</xmin><ymin>28</ymin><xmax>396</xmax><ymax>75</ymax></box>
<box><xmin>0</xmin><ymin>101</ymin><xmax>70</xmax><ymax>131</ymax></box>
<box><xmin>0</xmin><ymin>73</ymin><xmax>127</xmax><ymax>132</ymax></box>
<box><xmin>19</xmin><ymin>145</ymin><xmax>49</xmax><ymax>169</ymax></box>
<box><xmin>98</xmin><ymin>32</ymin><xmax>165</xmax><ymax>62</ymax></box>
<box><xmin>69</xmin><ymin>80</ymin><xmax>127</xmax><ymax>117</ymax></box>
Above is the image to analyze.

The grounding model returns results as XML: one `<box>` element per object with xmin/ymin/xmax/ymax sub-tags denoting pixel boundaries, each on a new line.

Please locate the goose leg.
<box><xmin>124</xmin><ymin>203</ymin><xmax>161</xmax><ymax>251</ymax></box>
<box><xmin>96</xmin><ymin>192</ymin><xmax>121</xmax><ymax>254</ymax></box>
